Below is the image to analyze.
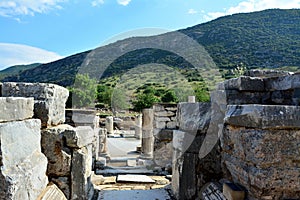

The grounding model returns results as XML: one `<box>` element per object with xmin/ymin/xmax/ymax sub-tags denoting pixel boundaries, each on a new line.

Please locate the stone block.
<box><xmin>223</xmin><ymin>183</ymin><xmax>245</xmax><ymax>200</ymax></box>
<box><xmin>37</xmin><ymin>183</ymin><xmax>67</xmax><ymax>200</ymax></box>
<box><xmin>72</xmin><ymin>112</ymin><xmax>98</xmax><ymax>127</ymax></box>
<box><xmin>166</xmin><ymin>121</ymin><xmax>177</xmax><ymax>129</ymax></box>
<box><xmin>0</xmin><ymin>119</ymin><xmax>48</xmax><ymax>200</ymax></box>
<box><xmin>155</xmin><ymin>121</ymin><xmax>166</xmax><ymax>129</ymax></box>
<box><xmin>165</xmin><ymin>106</ymin><xmax>177</xmax><ymax>111</ymax></box>
<box><xmin>264</xmin><ymin>73</ymin><xmax>300</xmax><ymax>91</ymax></box>
<box><xmin>155</xmin><ymin>117</ymin><xmax>171</xmax><ymax>122</ymax></box>
<box><xmin>225</xmin><ymin>105</ymin><xmax>300</xmax><ymax>129</ymax></box>
<box><xmin>155</xmin><ymin>129</ymin><xmax>173</xmax><ymax>142</ymax></box>
<box><xmin>177</xmin><ymin>102</ymin><xmax>211</xmax><ymax>132</ymax></box>
<box><xmin>245</xmin><ymin>69</ymin><xmax>292</xmax><ymax>78</ymax></box>
<box><xmin>153</xmin><ymin>142</ymin><xmax>173</xmax><ymax>168</ymax></box>
<box><xmin>41</xmin><ymin>124</ymin><xmax>73</xmax><ymax>176</ymax></box>
<box><xmin>71</xmin><ymin>144</ymin><xmax>94</xmax><ymax>200</ymax></box>
<box><xmin>1</xmin><ymin>82</ymin><xmax>69</xmax><ymax>127</ymax></box>
<box><xmin>117</xmin><ymin>175</ymin><xmax>155</xmax><ymax>183</ymax></box>
<box><xmin>222</xmin><ymin>76</ymin><xmax>264</xmax><ymax>91</ymax></box>
<box><xmin>154</xmin><ymin>111</ymin><xmax>175</xmax><ymax>117</ymax></box>
<box><xmin>0</xmin><ymin>97</ymin><xmax>34</xmax><ymax>122</ymax></box>
<box><xmin>222</xmin><ymin>126</ymin><xmax>300</xmax><ymax>167</ymax></box>
<box><xmin>153</xmin><ymin>104</ymin><xmax>165</xmax><ymax>112</ymax></box>
<box><xmin>64</xmin><ymin>126</ymin><xmax>95</xmax><ymax>148</ymax></box>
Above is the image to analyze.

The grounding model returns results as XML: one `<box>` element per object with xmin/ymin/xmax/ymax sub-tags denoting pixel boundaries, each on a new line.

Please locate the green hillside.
<box><xmin>3</xmin><ymin>9</ymin><xmax>300</xmax><ymax>86</ymax></box>
<box><xmin>0</xmin><ymin>63</ymin><xmax>40</xmax><ymax>81</ymax></box>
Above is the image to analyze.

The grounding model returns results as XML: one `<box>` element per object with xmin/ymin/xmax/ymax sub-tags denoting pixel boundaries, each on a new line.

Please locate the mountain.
<box><xmin>3</xmin><ymin>9</ymin><xmax>300</xmax><ymax>86</ymax></box>
<box><xmin>0</xmin><ymin>63</ymin><xmax>41</xmax><ymax>81</ymax></box>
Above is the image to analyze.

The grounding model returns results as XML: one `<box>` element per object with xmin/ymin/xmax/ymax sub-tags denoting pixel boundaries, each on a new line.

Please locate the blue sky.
<box><xmin>0</xmin><ymin>0</ymin><xmax>300</xmax><ymax>70</ymax></box>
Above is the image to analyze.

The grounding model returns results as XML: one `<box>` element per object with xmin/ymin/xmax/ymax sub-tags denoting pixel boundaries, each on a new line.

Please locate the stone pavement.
<box><xmin>93</xmin><ymin>174</ymin><xmax>174</xmax><ymax>200</ymax></box>
<box><xmin>97</xmin><ymin>188</ymin><xmax>173</xmax><ymax>200</ymax></box>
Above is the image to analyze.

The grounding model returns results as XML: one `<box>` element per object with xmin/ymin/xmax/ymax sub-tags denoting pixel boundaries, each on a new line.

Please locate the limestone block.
<box><xmin>71</xmin><ymin>144</ymin><xmax>94</xmax><ymax>200</ymax></box>
<box><xmin>0</xmin><ymin>119</ymin><xmax>48</xmax><ymax>200</ymax></box>
<box><xmin>64</xmin><ymin>126</ymin><xmax>95</xmax><ymax>148</ymax></box>
<box><xmin>270</xmin><ymin>90</ymin><xmax>295</xmax><ymax>105</ymax></box>
<box><xmin>0</xmin><ymin>97</ymin><xmax>34</xmax><ymax>122</ymax></box>
<box><xmin>153</xmin><ymin>142</ymin><xmax>173</xmax><ymax>168</ymax></box>
<box><xmin>155</xmin><ymin>129</ymin><xmax>173</xmax><ymax>142</ymax></box>
<box><xmin>41</xmin><ymin>124</ymin><xmax>73</xmax><ymax>176</ymax></box>
<box><xmin>177</xmin><ymin>102</ymin><xmax>211</xmax><ymax>132</ymax></box>
<box><xmin>153</xmin><ymin>104</ymin><xmax>165</xmax><ymax>112</ymax></box>
<box><xmin>155</xmin><ymin>121</ymin><xmax>166</xmax><ymax>129</ymax></box>
<box><xmin>225</xmin><ymin>105</ymin><xmax>300</xmax><ymax>129</ymax></box>
<box><xmin>68</xmin><ymin>110</ymin><xmax>98</xmax><ymax>128</ymax></box>
<box><xmin>245</xmin><ymin>69</ymin><xmax>292</xmax><ymax>78</ymax></box>
<box><xmin>223</xmin><ymin>126</ymin><xmax>300</xmax><ymax>166</ymax></box>
<box><xmin>166</xmin><ymin>121</ymin><xmax>177</xmax><ymax>129</ymax></box>
<box><xmin>154</xmin><ymin>111</ymin><xmax>175</xmax><ymax>117</ymax></box>
<box><xmin>264</xmin><ymin>73</ymin><xmax>300</xmax><ymax>91</ymax></box>
<box><xmin>155</xmin><ymin>117</ymin><xmax>171</xmax><ymax>122</ymax></box>
<box><xmin>165</xmin><ymin>106</ymin><xmax>177</xmax><ymax>111</ymax></box>
<box><xmin>37</xmin><ymin>183</ymin><xmax>67</xmax><ymax>200</ymax></box>
<box><xmin>220</xmin><ymin>76</ymin><xmax>264</xmax><ymax>91</ymax></box>
<box><xmin>1</xmin><ymin>82</ymin><xmax>69</xmax><ymax>127</ymax></box>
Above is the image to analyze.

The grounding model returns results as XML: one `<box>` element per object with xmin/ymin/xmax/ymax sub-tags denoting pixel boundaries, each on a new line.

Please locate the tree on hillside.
<box><xmin>161</xmin><ymin>90</ymin><xmax>178</xmax><ymax>103</ymax></box>
<box><xmin>67</xmin><ymin>73</ymin><xmax>97</xmax><ymax>108</ymax></box>
<box><xmin>96</xmin><ymin>84</ymin><xmax>112</xmax><ymax>106</ymax></box>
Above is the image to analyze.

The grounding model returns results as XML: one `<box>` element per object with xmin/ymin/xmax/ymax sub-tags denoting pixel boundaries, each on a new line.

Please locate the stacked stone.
<box><xmin>214</xmin><ymin>72</ymin><xmax>300</xmax><ymax>199</ymax></box>
<box><xmin>1</xmin><ymin>82</ymin><xmax>95</xmax><ymax>200</ymax></box>
<box><xmin>65</xmin><ymin>109</ymin><xmax>101</xmax><ymax>169</ymax></box>
<box><xmin>152</xmin><ymin>104</ymin><xmax>177</xmax><ymax>168</ymax></box>
<box><xmin>216</xmin><ymin>73</ymin><xmax>300</xmax><ymax>106</ymax></box>
<box><xmin>172</xmin><ymin>102</ymin><xmax>222</xmax><ymax>200</ymax></box>
<box><xmin>2</xmin><ymin>82</ymin><xmax>69</xmax><ymax>127</ymax></box>
<box><xmin>0</xmin><ymin>97</ymin><xmax>48</xmax><ymax>200</ymax></box>
<box><xmin>223</xmin><ymin>105</ymin><xmax>300</xmax><ymax>199</ymax></box>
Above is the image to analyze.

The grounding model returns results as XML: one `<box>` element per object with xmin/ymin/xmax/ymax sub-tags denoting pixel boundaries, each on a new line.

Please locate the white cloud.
<box><xmin>91</xmin><ymin>0</ymin><xmax>104</xmax><ymax>7</ymax></box>
<box><xmin>0</xmin><ymin>43</ymin><xmax>63</xmax><ymax>70</ymax></box>
<box><xmin>117</xmin><ymin>0</ymin><xmax>131</xmax><ymax>6</ymax></box>
<box><xmin>188</xmin><ymin>8</ymin><xmax>198</xmax><ymax>14</ymax></box>
<box><xmin>0</xmin><ymin>0</ymin><xmax>66</xmax><ymax>18</ymax></box>
<box><xmin>204</xmin><ymin>0</ymin><xmax>300</xmax><ymax>21</ymax></box>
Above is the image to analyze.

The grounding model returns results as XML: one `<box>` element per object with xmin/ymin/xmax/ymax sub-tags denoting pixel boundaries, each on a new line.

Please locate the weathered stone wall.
<box><xmin>41</xmin><ymin>106</ymin><xmax>96</xmax><ymax>199</ymax></box>
<box><xmin>152</xmin><ymin>103</ymin><xmax>177</xmax><ymax>169</ymax></box>
<box><xmin>1</xmin><ymin>82</ymin><xmax>95</xmax><ymax>200</ymax></box>
<box><xmin>172</xmin><ymin>71</ymin><xmax>300</xmax><ymax>200</ymax></box>
<box><xmin>223</xmin><ymin>105</ymin><xmax>300</xmax><ymax>199</ymax></box>
<box><xmin>217</xmin><ymin>73</ymin><xmax>300</xmax><ymax>200</ymax></box>
<box><xmin>0</xmin><ymin>97</ymin><xmax>49</xmax><ymax>200</ymax></box>
<box><xmin>172</xmin><ymin>102</ymin><xmax>222</xmax><ymax>200</ymax></box>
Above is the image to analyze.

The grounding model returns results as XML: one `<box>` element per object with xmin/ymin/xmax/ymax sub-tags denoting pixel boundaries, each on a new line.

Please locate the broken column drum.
<box><xmin>105</xmin><ymin>116</ymin><xmax>114</xmax><ymax>134</ymax></box>
<box><xmin>135</xmin><ymin>114</ymin><xmax>143</xmax><ymax>139</ymax></box>
<box><xmin>141</xmin><ymin>108</ymin><xmax>154</xmax><ymax>158</ymax></box>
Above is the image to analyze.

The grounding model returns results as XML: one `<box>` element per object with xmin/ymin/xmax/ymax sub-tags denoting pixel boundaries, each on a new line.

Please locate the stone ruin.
<box><xmin>0</xmin><ymin>70</ymin><xmax>299</xmax><ymax>200</ymax></box>
<box><xmin>171</xmin><ymin>71</ymin><xmax>300</xmax><ymax>200</ymax></box>
<box><xmin>0</xmin><ymin>82</ymin><xmax>98</xmax><ymax>200</ymax></box>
